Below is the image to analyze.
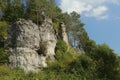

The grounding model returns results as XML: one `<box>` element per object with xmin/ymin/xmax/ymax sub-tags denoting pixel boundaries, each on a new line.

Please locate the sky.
<box><xmin>55</xmin><ymin>0</ymin><xmax>120</xmax><ymax>55</ymax></box>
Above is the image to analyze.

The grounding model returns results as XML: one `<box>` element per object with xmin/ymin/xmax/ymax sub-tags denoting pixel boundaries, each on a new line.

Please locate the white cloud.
<box><xmin>85</xmin><ymin>6</ymin><xmax>108</xmax><ymax>19</ymax></box>
<box><xmin>59</xmin><ymin>0</ymin><xmax>120</xmax><ymax>19</ymax></box>
<box><xmin>59</xmin><ymin>0</ymin><xmax>92</xmax><ymax>14</ymax></box>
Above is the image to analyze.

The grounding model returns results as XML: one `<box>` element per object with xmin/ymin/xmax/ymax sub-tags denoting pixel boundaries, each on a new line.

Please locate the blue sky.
<box><xmin>55</xmin><ymin>0</ymin><xmax>120</xmax><ymax>55</ymax></box>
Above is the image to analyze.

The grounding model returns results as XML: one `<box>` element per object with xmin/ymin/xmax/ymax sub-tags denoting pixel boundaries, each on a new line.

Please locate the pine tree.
<box><xmin>69</xmin><ymin>11</ymin><xmax>84</xmax><ymax>47</ymax></box>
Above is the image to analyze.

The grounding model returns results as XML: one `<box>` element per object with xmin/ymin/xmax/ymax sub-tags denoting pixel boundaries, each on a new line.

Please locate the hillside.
<box><xmin>0</xmin><ymin>0</ymin><xmax>120</xmax><ymax>80</ymax></box>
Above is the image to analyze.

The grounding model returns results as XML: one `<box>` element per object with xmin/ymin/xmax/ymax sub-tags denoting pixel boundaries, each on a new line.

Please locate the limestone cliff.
<box><xmin>6</xmin><ymin>18</ymin><xmax>57</xmax><ymax>72</ymax></box>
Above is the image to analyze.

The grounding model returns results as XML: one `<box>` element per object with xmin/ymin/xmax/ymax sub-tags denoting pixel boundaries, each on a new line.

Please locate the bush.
<box><xmin>54</xmin><ymin>39</ymin><xmax>78</xmax><ymax>72</ymax></box>
<box><xmin>55</xmin><ymin>40</ymin><xmax>68</xmax><ymax>53</ymax></box>
<box><xmin>0</xmin><ymin>21</ymin><xmax>8</xmax><ymax>48</ymax></box>
<box><xmin>53</xmin><ymin>22</ymin><xmax>60</xmax><ymax>32</ymax></box>
<box><xmin>54</xmin><ymin>40</ymin><xmax>68</xmax><ymax>67</ymax></box>
<box><xmin>0</xmin><ymin>21</ymin><xmax>8</xmax><ymax>39</ymax></box>
<box><xmin>0</xmin><ymin>65</ymin><xmax>26</xmax><ymax>80</ymax></box>
<box><xmin>66</xmin><ymin>54</ymin><xmax>96</xmax><ymax>80</ymax></box>
<box><xmin>0</xmin><ymin>48</ymin><xmax>10</xmax><ymax>64</ymax></box>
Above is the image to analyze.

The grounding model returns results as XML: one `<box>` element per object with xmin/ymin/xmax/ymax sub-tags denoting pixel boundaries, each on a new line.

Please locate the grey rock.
<box><xmin>9</xmin><ymin>47</ymin><xmax>47</xmax><ymax>72</ymax></box>
<box><xmin>6</xmin><ymin>20</ymin><xmax>40</xmax><ymax>49</ymax></box>
<box><xmin>6</xmin><ymin>18</ymin><xmax>57</xmax><ymax>72</ymax></box>
<box><xmin>60</xmin><ymin>22</ymin><xmax>69</xmax><ymax>46</ymax></box>
<box><xmin>39</xmin><ymin>17</ymin><xmax>57</xmax><ymax>59</ymax></box>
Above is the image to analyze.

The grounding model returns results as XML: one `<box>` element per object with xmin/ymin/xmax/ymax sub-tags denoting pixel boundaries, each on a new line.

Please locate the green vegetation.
<box><xmin>55</xmin><ymin>40</ymin><xmax>68</xmax><ymax>53</ymax></box>
<box><xmin>0</xmin><ymin>48</ymin><xmax>9</xmax><ymax>64</ymax></box>
<box><xmin>0</xmin><ymin>0</ymin><xmax>120</xmax><ymax>80</ymax></box>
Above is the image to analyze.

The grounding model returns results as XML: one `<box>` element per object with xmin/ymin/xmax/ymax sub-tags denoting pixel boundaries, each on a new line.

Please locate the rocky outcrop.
<box><xmin>60</xmin><ymin>22</ymin><xmax>69</xmax><ymax>46</ymax></box>
<box><xmin>6</xmin><ymin>18</ymin><xmax>57</xmax><ymax>72</ymax></box>
<box><xmin>39</xmin><ymin>17</ymin><xmax>57</xmax><ymax>60</ymax></box>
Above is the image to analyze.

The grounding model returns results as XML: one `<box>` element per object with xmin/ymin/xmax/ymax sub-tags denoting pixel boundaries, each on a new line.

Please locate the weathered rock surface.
<box><xmin>7</xmin><ymin>20</ymin><xmax>40</xmax><ymax>49</ymax></box>
<box><xmin>9</xmin><ymin>47</ymin><xmax>47</xmax><ymax>72</ymax></box>
<box><xmin>6</xmin><ymin>18</ymin><xmax>57</xmax><ymax>72</ymax></box>
<box><xmin>39</xmin><ymin>18</ymin><xmax>57</xmax><ymax>60</ymax></box>
<box><xmin>60</xmin><ymin>22</ymin><xmax>69</xmax><ymax>46</ymax></box>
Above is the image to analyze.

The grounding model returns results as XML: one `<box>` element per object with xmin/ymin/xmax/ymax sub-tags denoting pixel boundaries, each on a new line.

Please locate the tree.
<box><xmin>1</xmin><ymin>0</ymin><xmax>24</xmax><ymax>23</ymax></box>
<box><xmin>25</xmin><ymin>0</ymin><xmax>60</xmax><ymax>25</ymax></box>
<box><xmin>91</xmin><ymin>44</ymin><xmax>120</xmax><ymax>80</ymax></box>
<box><xmin>25</xmin><ymin>0</ymin><xmax>41</xmax><ymax>23</ymax></box>
<box><xmin>68</xmin><ymin>11</ymin><xmax>84</xmax><ymax>47</ymax></box>
<box><xmin>0</xmin><ymin>0</ymin><xmax>7</xmax><ymax>20</ymax></box>
<box><xmin>0</xmin><ymin>0</ymin><xmax>7</xmax><ymax>12</ymax></box>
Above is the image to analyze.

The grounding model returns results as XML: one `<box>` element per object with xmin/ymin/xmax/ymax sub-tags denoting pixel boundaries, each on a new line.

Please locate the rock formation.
<box><xmin>60</xmin><ymin>22</ymin><xmax>69</xmax><ymax>46</ymax></box>
<box><xmin>39</xmin><ymin>17</ymin><xmax>57</xmax><ymax>60</ymax></box>
<box><xmin>6</xmin><ymin>18</ymin><xmax>57</xmax><ymax>72</ymax></box>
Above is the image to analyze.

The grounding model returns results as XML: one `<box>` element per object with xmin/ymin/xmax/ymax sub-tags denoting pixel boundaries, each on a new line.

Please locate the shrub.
<box><xmin>0</xmin><ymin>48</ymin><xmax>10</xmax><ymax>64</ymax></box>
<box><xmin>0</xmin><ymin>21</ymin><xmax>8</xmax><ymax>39</ymax></box>
<box><xmin>55</xmin><ymin>40</ymin><xmax>68</xmax><ymax>53</ymax></box>
<box><xmin>0</xmin><ymin>21</ymin><xmax>8</xmax><ymax>48</ymax></box>
<box><xmin>66</xmin><ymin>54</ymin><xmax>96</xmax><ymax>80</ymax></box>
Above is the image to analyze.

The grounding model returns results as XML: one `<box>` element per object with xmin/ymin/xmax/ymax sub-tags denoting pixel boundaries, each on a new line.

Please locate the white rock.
<box><xmin>6</xmin><ymin>18</ymin><xmax>57</xmax><ymax>72</ymax></box>
<box><xmin>61</xmin><ymin>22</ymin><xmax>69</xmax><ymax>46</ymax></box>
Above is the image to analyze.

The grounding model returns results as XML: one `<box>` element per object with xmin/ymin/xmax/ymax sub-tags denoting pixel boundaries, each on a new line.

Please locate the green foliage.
<box><xmin>0</xmin><ymin>21</ymin><xmax>8</xmax><ymax>48</ymax></box>
<box><xmin>90</xmin><ymin>44</ymin><xmax>120</xmax><ymax>80</ymax></box>
<box><xmin>0</xmin><ymin>65</ymin><xmax>12</xmax><ymax>80</ymax></box>
<box><xmin>0</xmin><ymin>48</ymin><xmax>9</xmax><ymax>64</ymax></box>
<box><xmin>0</xmin><ymin>0</ymin><xmax>120</xmax><ymax>80</ymax></box>
<box><xmin>55</xmin><ymin>40</ymin><xmax>68</xmax><ymax>53</ymax></box>
<box><xmin>54</xmin><ymin>40</ymin><xmax>73</xmax><ymax>68</ymax></box>
<box><xmin>84</xmin><ymin>39</ymin><xmax>97</xmax><ymax>55</ymax></box>
<box><xmin>66</xmin><ymin>54</ymin><xmax>96</xmax><ymax>80</ymax></box>
<box><xmin>0</xmin><ymin>0</ymin><xmax>7</xmax><ymax>14</ymax></box>
<box><xmin>25</xmin><ymin>0</ymin><xmax>62</xmax><ymax>25</ymax></box>
<box><xmin>55</xmin><ymin>48</ymin><xmax>77</xmax><ymax>64</ymax></box>
<box><xmin>53</xmin><ymin>22</ymin><xmax>60</xmax><ymax>32</ymax></box>
<box><xmin>0</xmin><ymin>21</ymin><xmax>9</xmax><ymax>63</ymax></box>
<box><xmin>68</xmin><ymin>11</ymin><xmax>85</xmax><ymax>47</ymax></box>
<box><xmin>0</xmin><ymin>21</ymin><xmax>8</xmax><ymax>39</ymax></box>
<box><xmin>0</xmin><ymin>52</ymin><xmax>120</xmax><ymax>80</ymax></box>
<box><xmin>0</xmin><ymin>65</ymin><xmax>26</xmax><ymax>80</ymax></box>
<box><xmin>2</xmin><ymin>0</ymin><xmax>24</xmax><ymax>23</ymax></box>
<box><xmin>25</xmin><ymin>0</ymin><xmax>43</xmax><ymax>24</ymax></box>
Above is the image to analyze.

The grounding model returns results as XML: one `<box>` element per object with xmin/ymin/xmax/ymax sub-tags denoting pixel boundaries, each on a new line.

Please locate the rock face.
<box><xmin>60</xmin><ymin>22</ymin><xmax>69</xmax><ymax>46</ymax></box>
<box><xmin>6</xmin><ymin>18</ymin><xmax>57</xmax><ymax>72</ymax></box>
<box><xmin>39</xmin><ymin>17</ymin><xmax>57</xmax><ymax>60</ymax></box>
